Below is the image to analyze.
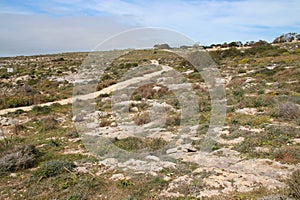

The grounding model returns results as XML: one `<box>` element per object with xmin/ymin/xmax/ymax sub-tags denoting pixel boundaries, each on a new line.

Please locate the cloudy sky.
<box><xmin>0</xmin><ymin>0</ymin><xmax>299</xmax><ymax>56</ymax></box>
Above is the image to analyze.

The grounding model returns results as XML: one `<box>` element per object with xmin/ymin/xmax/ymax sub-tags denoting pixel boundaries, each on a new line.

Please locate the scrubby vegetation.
<box><xmin>0</xmin><ymin>37</ymin><xmax>299</xmax><ymax>199</ymax></box>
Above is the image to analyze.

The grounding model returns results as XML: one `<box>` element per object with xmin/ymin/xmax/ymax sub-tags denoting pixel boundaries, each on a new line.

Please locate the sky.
<box><xmin>0</xmin><ymin>0</ymin><xmax>299</xmax><ymax>56</ymax></box>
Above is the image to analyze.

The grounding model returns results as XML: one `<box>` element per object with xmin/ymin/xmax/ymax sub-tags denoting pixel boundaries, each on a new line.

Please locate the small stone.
<box><xmin>129</xmin><ymin>107</ymin><xmax>139</xmax><ymax>112</ymax></box>
<box><xmin>110</xmin><ymin>122</ymin><xmax>117</xmax><ymax>127</ymax></box>
<box><xmin>149</xmin><ymin>171</ymin><xmax>158</xmax><ymax>176</ymax></box>
<box><xmin>99</xmin><ymin>158</ymin><xmax>118</xmax><ymax>166</ymax></box>
<box><xmin>152</xmin><ymin>86</ymin><xmax>161</xmax><ymax>92</ymax></box>
<box><xmin>87</xmin><ymin>122</ymin><xmax>98</xmax><ymax>129</ymax></box>
<box><xmin>175</xmin><ymin>139</ymin><xmax>184</xmax><ymax>146</ymax></box>
<box><xmin>292</xmin><ymin>138</ymin><xmax>300</xmax><ymax>144</ymax></box>
<box><xmin>146</xmin><ymin>155</ymin><xmax>160</xmax><ymax>162</ymax></box>
<box><xmin>166</xmin><ymin>148</ymin><xmax>178</xmax><ymax>154</ymax></box>
<box><xmin>254</xmin><ymin>147</ymin><xmax>270</xmax><ymax>153</ymax></box>
<box><xmin>9</xmin><ymin>173</ymin><xmax>17</xmax><ymax>177</ymax></box>
<box><xmin>72</xmin><ymin>115</ymin><xmax>84</xmax><ymax>122</ymax></box>
<box><xmin>110</xmin><ymin>173</ymin><xmax>125</xmax><ymax>181</ymax></box>
<box><xmin>75</xmin><ymin>166</ymin><xmax>89</xmax><ymax>174</ymax></box>
<box><xmin>235</xmin><ymin>108</ymin><xmax>257</xmax><ymax>115</ymax></box>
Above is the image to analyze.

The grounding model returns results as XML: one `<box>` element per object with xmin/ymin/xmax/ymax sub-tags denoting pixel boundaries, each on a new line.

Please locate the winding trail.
<box><xmin>0</xmin><ymin>61</ymin><xmax>171</xmax><ymax>115</ymax></box>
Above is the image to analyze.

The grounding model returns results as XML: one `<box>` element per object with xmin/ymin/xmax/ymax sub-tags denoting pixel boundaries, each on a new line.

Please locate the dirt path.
<box><xmin>0</xmin><ymin>61</ymin><xmax>171</xmax><ymax>115</ymax></box>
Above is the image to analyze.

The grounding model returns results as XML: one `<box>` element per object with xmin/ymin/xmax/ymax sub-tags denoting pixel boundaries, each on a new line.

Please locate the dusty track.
<box><xmin>0</xmin><ymin>60</ymin><xmax>170</xmax><ymax>115</ymax></box>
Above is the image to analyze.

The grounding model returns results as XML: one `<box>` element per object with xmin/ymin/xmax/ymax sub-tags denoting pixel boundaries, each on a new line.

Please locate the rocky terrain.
<box><xmin>0</xmin><ymin>41</ymin><xmax>299</xmax><ymax>199</ymax></box>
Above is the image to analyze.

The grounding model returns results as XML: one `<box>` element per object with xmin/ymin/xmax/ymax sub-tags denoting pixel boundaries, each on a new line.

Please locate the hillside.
<box><xmin>0</xmin><ymin>41</ymin><xmax>299</xmax><ymax>200</ymax></box>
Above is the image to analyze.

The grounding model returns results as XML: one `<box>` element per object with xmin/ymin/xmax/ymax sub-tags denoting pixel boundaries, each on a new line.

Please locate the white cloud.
<box><xmin>89</xmin><ymin>0</ymin><xmax>300</xmax><ymax>44</ymax></box>
<box><xmin>1</xmin><ymin>0</ymin><xmax>299</xmax><ymax>56</ymax></box>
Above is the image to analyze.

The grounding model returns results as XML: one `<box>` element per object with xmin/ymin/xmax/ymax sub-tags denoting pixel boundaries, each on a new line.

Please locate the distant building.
<box><xmin>7</xmin><ymin>68</ymin><xmax>13</xmax><ymax>73</ymax></box>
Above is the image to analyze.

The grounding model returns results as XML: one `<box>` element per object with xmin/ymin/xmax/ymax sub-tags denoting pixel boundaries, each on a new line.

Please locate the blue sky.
<box><xmin>0</xmin><ymin>0</ymin><xmax>299</xmax><ymax>56</ymax></box>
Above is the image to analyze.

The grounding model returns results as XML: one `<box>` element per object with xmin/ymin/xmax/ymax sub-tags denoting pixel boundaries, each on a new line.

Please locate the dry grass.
<box><xmin>134</xmin><ymin>112</ymin><xmax>151</xmax><ymax>125</ymax></box>
<box><xmin>289</xmin><ymin>170</ymin><xmax>300</xmax><ymax>199</ymax></box>
<box><xmin>277</xmin><ymin>101</ymin><xmax>300</xmax><ymax>120</ymax></box>
<box><xmin>0</xmin><ymin>145</ymin><xmax>39</xmax><ymax>172</ymax></box>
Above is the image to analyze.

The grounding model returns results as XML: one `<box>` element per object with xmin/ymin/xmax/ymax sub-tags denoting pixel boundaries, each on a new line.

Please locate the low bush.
<box><xmin>96</xmin><ymin>79</ymin><xmax>117</xmax><ymax>91</ymax></box>
<box><xmin>32</xmin><ymin>160</ymin><xmax>75</xmax><ymax>179</ymax></box>
<box><xmin>274</xmin><ymin>146</ymin><xmax>300</xmax><ymax>164</ymax></box>
<box><xmin>0</xmin><ymin>145</ymin><xmax>39</xmax><ymax>172</ymax></box>
<box><xmin>66</xmin><ymin>130</ymin><xmax>79</xmax><ymax>138</ymax></box>
<box><xmin>99</xmin><ymin>118</ymin><xmax>111</xmax><ymax>127</ymax></box>
<box><xmin>277</xmin><ymin>101</ymin><xmax>300</xmax><ymax>120</ymax></box>
<box><xmin>32</xmin><ymin>105</ymin><xmax>51</xmax><ymax>115</ymax></box>
<box><xmin>165</xmin><ymin>114</ymin><xmax>181</xmax><ymax>126</ymax></box>
<box><xmin>134</xmin><ymin>112</ymin><xmax>151</xmax><ymax>125</ymax></box>
<box><xmin>39</xmin><ymin>116</ymin><xmax>58</xmax><ymax>131</ymax></box>
<box><xmin>289</xmin><ymin>170</ymin><xmax>300</xmax><ymax>199</ymax></box>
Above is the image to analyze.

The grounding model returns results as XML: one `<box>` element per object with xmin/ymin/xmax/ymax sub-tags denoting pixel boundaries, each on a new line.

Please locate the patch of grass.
<box><xmin>229</xmin><ymin>114</ymin><xmax>271</xmax><ymax>127</ymax></box>
<box><xmin>113</xmin><ymin>137</ymin><xmax>167</xmax><ymax>152</ymax></box>
<box><xmin>234</xmin><ymin>125</ymin><xmax>300</xmax><ymax>161</ymax></box>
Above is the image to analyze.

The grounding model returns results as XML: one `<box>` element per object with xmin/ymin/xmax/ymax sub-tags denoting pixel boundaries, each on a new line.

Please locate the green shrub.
<box><xmin>238</xmin><ymin>69</ymin><xmax>247</xmax><ymax>73</ymax></box>
<box><xmin>118</xmin><ymin>179</ymin><xmax>133</xmax><ymax>188</ymax></box>
<box><xmin>32</xmin><ymin>160</ymin><xmax>75</xmax><ymax>179</ymax></box>
<box><xmin>253</xmin><ymin>98</ymin><xmax>263</xmax><ymax>107</ymax></box>
<box><xmin>32</xmin><ymin>105</ymin><xmax>51</xmax><ymax>115</ymax></box>
<box><xmin>233</xmin><ymin>89</ymin><xmax>244</xmax><ymax>98</ymax></box>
